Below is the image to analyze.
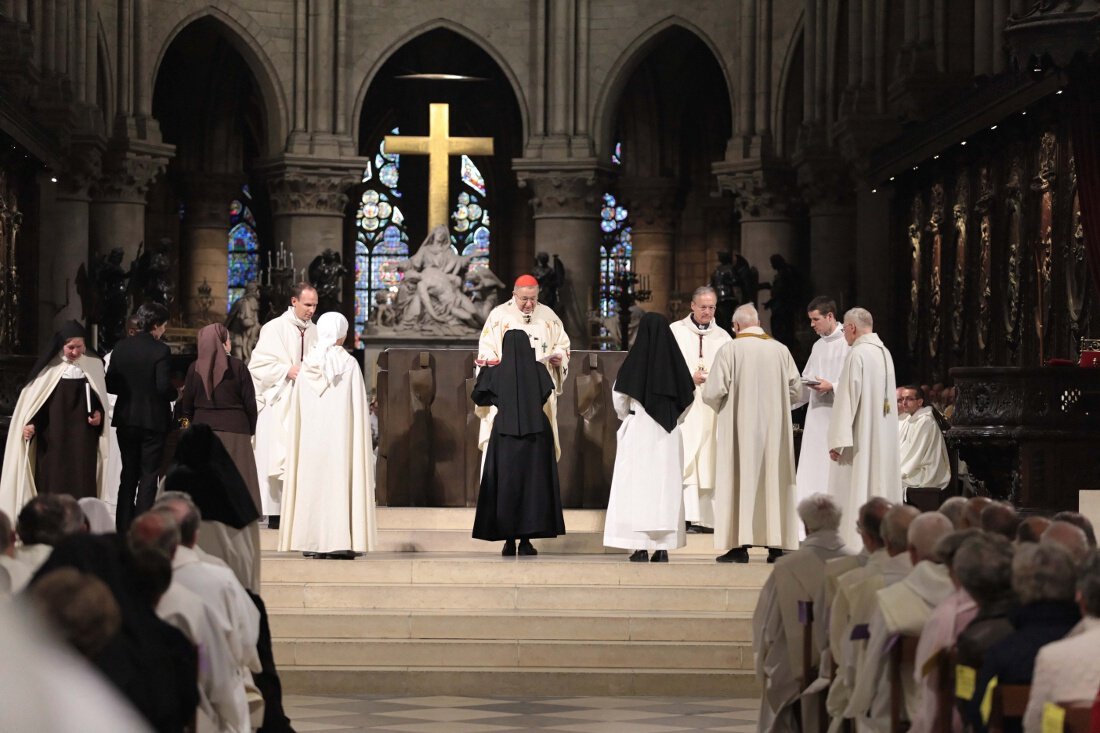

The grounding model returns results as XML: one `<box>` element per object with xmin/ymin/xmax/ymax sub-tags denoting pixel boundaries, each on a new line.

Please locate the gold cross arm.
<box><xmin>384</xmin><ymin>103</ymin><xmax>495</xmax><ymax>231</ymax></box>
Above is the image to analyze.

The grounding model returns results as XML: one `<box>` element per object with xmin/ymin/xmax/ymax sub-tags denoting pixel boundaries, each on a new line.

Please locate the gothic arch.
<box><xmin>774</xmin><ymin>14</ymin><xmax>804</xmax><ymax>158</ymax></box>
<box><xmin>97</xmin><ymin>19</ymin><xmax>114</xmax><ymax>131</ymax></box>
<box><xmin>592</xmin><ymin>17</ymin><xmax>735</xmax><ymax>163</ymax></box>
<box><xmin>349</xmin><ymin>19</ymin><xmax>531</xmax><ymax>150</ymax></box>
<box><xmin>151</xmin><ymin>5</ymin><xmax>289</xmax><ymax>156</ymax></box>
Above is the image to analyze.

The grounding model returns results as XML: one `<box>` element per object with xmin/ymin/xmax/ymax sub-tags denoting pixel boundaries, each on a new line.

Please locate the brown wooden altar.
<box><xmin>948</xmin><ymin>366</ymin><xmax>1100</xmax><ymax>510</ymax></box>
<box><xmin>375</xmin><ymin>348</ymin><xmax>627</xmax><ymax>508</ymax></box>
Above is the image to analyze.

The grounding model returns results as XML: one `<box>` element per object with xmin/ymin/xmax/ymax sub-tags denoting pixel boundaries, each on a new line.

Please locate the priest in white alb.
<box><xmin>827</xmin><ymin>307</ymin><xmax>902</xmax><ymax>547</ymax></box>
<box><xmin>248</xmin><ymin>283</ymin><xmax>318</xmax><ymax>525</ymax></box>
<box><xmin>897</xmin><ymin>385</ymin><xmax>951</xmax><ymax>495</ymax></box>
<box><xmin>670</xmin><ymin>286</ymin><xmax>732</xmax><ymax>533</ymax></box>
<box><xmin>279</xmin><ymin>312</ymin><xmax>377</xmax><ymax>557</ymax></box>
<box><xmin>702</xmin><ymin>303</ymin><xmax>802</xmax><ymax>564</ymax></box>
<box><xmin>753</xmin><ymin>493</ymin><xmax>856</xmax><ymax>733</ymax></box>
<box><xmin>792</xmin><ymin>297</ymin><xmax>849</xmax><ymax>506</ymax></box>
<box><xmin>475</xmin><ymin>274</ymin><xmax>570</xmax><ymax>459</ymax></box>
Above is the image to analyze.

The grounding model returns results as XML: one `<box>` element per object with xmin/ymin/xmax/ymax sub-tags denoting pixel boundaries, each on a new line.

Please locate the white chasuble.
<box><xmin>247</xmin><ymin>309</ymin><xmax>316</xmax><ymax>515</ymax></box>
<box><xmin>898</xmin><ymin>406</ymin><xmax>951</xmax><ymax>490</ymax></box>
<box><xmin>701</xmin><ymin>327</ymin><xmax>802</xmax><ymax>549</ymax></box>
<box><xmin>602</xmin><ymin>392</ymin><xmax>686</xmax><ymax>551</ymax></box>
<box><xmin>793</xmin><ymin>325</ymin><xmax>849</xmax><ymax>504</ymax></box>
<box><xmin>670</xmin><ymin>316</ymin><xmax>732</xmax><ymax>527</ymax></box>
<box><xmin>827</xmin><ymin>333</ymin><xmax>902</xmax><ymax>548</ymax></box>
<box><xmin>476</xmin><ymin>299</ymin><xmax>570</xmax><ymax>459</ymax></box>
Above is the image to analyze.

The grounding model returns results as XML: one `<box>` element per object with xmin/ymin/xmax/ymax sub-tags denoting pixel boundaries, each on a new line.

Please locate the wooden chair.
<box><xmin>798</xmin><ymin>600</ymin><xmax>830</xmax><ymax>733</ymax></box>
<box><xmin>934</xmin><ymin>647</ymin><xmax>957</xmax><ymax>732</ymax></box>
<box><xmin>987</xmin><ymin>684</ymin><xmax>1030</xmax><ymax>733</ymax></box>
<box><xmin>889</xmin><ymin>634</ymin><xmax>919</xmax><ymax>733</ymax></box>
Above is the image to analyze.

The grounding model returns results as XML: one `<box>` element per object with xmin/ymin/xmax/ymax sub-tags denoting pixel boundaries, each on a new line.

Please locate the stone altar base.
<box><xmin>261</xmin><ymin>508</ymin><xmax>768</xmax><ymax>697</ymax></box>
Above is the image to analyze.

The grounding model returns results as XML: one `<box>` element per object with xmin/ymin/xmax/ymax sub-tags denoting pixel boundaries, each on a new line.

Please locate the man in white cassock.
<box><xmin>248</xmin><ymin>284</ymin><xmax>318</xmax><ymax>525</ymax></box>
<box><xmin>828</xmin><ymin>307</ymin><xmax>902</xmax><ymax>548</ymax></box>
<box><xmin>792</xmin><ymin>297</ymin><xmax>849</xmax><ymax>506</ymax></box>
<box><xmin>476</xmin><ymin>274</ymin><xmax>570</xmax><ymax>459</ymax></box>
<box><xmin>702</xmin><ymin>303</ymin><xmax>802</xmax><ymax>564</ymax></box>
<box><xmin>670</xmin><ymin>286</ymin><xmax>732</xmax><ymax>533</ymax></box>
<box><xmin>279</xmin><ymin>312</ymin><xmax>377</xmax><ymax>557</ymax></box>
<box><xmin>753</xmin><ymin>494</ymin><xmax>856</xmax><ymax>733</ymax></box>
<box><xmin>897</xmin><ymin>385</ymin><xmax>951</xmax><ymax>495</ymax></box>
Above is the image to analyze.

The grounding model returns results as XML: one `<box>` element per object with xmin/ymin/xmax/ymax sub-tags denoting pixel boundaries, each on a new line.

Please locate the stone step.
<box><xmin>273</xmin><ymin>637</ymin><xmax>750</xmax><ymax>671</ymax></box>
<box><xmin>276</xmin><ymin>667</ymin><xmax>760</xmax><ymax>697</ymax></box>
<box><xmin>267</xmin><ymin>608</ymin><xmax>753</xmax><ymax>642</ymax></box>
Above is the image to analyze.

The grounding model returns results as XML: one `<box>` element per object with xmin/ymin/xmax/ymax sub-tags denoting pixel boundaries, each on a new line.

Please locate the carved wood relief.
<box><xmin>1003</xmin><ymin>153</ymin><xmax>1024</xmax><ymax>352</ymax></box>
<box><xmin>952</xmin><ymin>173</ymin><xmax>970</xmax><ymax>353</ymax></box>
<box><xmin>908</xmin><ymin>194</ymin><xmax>924</xmax><ymax>358</ymax></box>
<box><xmin>929</xmin><ymin>182</ymin><xmax>945</xmax><ymax>358</ymax></box>
<box><xmin>976</xmin><ymin>165</ymin><xmax>994</xmax><ymax>358</ymax></box>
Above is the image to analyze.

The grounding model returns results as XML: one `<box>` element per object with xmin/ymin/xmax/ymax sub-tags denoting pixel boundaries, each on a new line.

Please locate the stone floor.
<box><xmin>284</xmin><ymin>694</ymin><xmax>761</xmax><ymax>732</ymax></box>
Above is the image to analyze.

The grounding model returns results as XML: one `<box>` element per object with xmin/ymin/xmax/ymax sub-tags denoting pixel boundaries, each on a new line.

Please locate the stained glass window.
<box><xmin>598</xmin><ymin>185</ymin><xmax>633</xmax><ymax>349</ymax></box>
<box><xmin>227</xmin><ymin>190</ymin><xmax>259</xmax><ymax>310</ymax></box>
<box><xmin>356</xmin><ymin>128</ymin><xmax>410</xmax><ymax>332</ymax></box>
<box><xmin>451</xmin><ymin>156</ymin><xmax>491</xmax><ymax>290</ymax></box>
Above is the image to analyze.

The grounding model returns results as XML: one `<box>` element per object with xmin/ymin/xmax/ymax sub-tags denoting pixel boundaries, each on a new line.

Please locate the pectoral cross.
<box><xmin>384</xmin><ymin>103</ymin><xmax>495</xmax><ymax>231</ymax></box>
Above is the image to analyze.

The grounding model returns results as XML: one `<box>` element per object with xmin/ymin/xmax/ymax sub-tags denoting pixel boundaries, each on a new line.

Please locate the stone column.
<box><xmin>261</xmin><ymin>156</ymin><xmax>362</xmax><ymax>286</ymax></box>
<box><xmin>38</xmin><ymin>139</ymin><xmax>102</xmax><ymax>345</ymax></box>
<box><xmin>179</xmin><ymin>174</ymin><xmax>241</xmax><ymax>325</ymax></box>
<box><xmin>514</xmin><ymin>167</ymin><xmax>604</xmax><ymax>347</ymax></box>
<box><xmin>618</xmin><ymin>177</ymin><xmax>678</xmax><ymax>317</ymax></box>
<box><xmin>797</xmin><ymin>154</ymin><xmax>856</xmax><ymax>307</ymax></box>
<box><xmin>90</xmin><ymin>139</ymin><xmax>172</xmax><ymax>261</ymax></box>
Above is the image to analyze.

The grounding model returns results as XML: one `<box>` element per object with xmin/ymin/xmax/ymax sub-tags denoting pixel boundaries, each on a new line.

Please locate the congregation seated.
<box><xmin>754</xmin><ymin>493</ymin><xmax>856</xmax><ymax>731</ymax></box>
<box><xmin>26</xmin><ymin>566</ymin><xmax>120</xmax><ymax>660</ymax></box>
<box><xmin>130</xmin><ymin>510</ymin><xmax>254</xmax><ymax>733</ymax></box>
<box><xmin>1042</xmin><ymin>521</ymin><xmax>1091</xmax><ymax>563</ymax></box>
<box><xmin>981</xmin><ymin>502</ymin><xmax>1020</xmax><ymax>541</ymax></box>
<box><xmin>1024</xmin><ymin>549</ymin><xmax>1100</xmax><ymax>732</ymax></box>
<box><xmin>939</xmin><ymin>496</ymin><xmax>967</xmax><ymax>529</ymax></box>
<box><xmin>954</xmin><ymin>533</ymin><xmax>1016</xmax><ymax>675</ymax></box>
<box><xmin>1017</xmin><ymin>516</ymin><xmax>1051</xmax><ymax>544</ymax></box>
<box><xmin>78</xmin><ymin>496</ymin><xmax>116</xmax><ymax>534</ymax></box>
<box><xmin>1051</xmin><ymin>511</ymin><xmax>1097</xmax><ymax>548</ymax></box>
<box><xmin>15</xmin><ymin>493</ymin><xmax>86</xmax><ymax>575</ymax></box>
<box><xmin>826</xmin><ymin>500</ymin><xmax>909</xmax><ymax>725</ymax></box>
<box><xmin>910</xmin><ymin>529</ymin><xmax>981</xmax><ymax>733</ymax></box>
<box><xmin>966</xmin><ymin>542</ymin><xmax>1081</xmax><ymax>733</ymax></box>
<box><xmin>0</xmin><ymin>508</ymin><xmax>31</xmax><ymax>594</ymax></box>
<box><xmin>961</xmin><ymin>496</ymin><xmax>993</xmax><ymax>529</ymax></box>
<box><xmin>847</xmin><ymin>511</ymin><xmax>954</xmax><ymax>730</ymax></box>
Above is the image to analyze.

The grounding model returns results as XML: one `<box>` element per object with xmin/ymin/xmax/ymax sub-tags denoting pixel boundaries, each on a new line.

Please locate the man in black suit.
<box><xmin>107</xmin><ymin>302</ymin><xmax>175</xmax><ymax>532</ymax></box>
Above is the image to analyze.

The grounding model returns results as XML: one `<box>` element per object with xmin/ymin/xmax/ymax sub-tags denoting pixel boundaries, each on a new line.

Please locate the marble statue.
<box><xmin>226</xmin><ymin>282</ymin><xmax>261</xmax><ymax>362</ymax></box>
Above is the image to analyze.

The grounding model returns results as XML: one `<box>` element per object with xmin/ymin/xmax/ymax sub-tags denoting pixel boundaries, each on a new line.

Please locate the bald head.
<box><xmin>1017</xmin><ymin>516</ymin><xmax>1051</xmax><ymax>544</ymax></box>
<box><xmin>1042</xmin><ymin>521</ymin><xmax>1091</xmax><ymax>563</ymax></box>
<box><xmin>1052</xmin><ymin>511</ymin><xmax>1097</xmax><ymax>548</ymax></box>
<box><xmin>909</xmin><ymin>512</ymin><xmax>954</xmax><ymax>563</ymax></box>
<box><xmin>938</xmin><ymin>496</ymin><xmax>967</xmax><ymax>529</ymax></box>
<box><xmin>961</xmin><ymin>497</ymin><xmax>993</xmax><ymax>529</ymax></box>
<box><xmin>732</xmin><ymin>303</ymin><xmax>760</xmax><ymax>330</ymax></box>
<box><xmin>128</xmin><ymin>511</ymin><xmax>181</xmax><ymax>560</ymax></box>
<box><xmin>154</xmin><ymin>492</ymin><xmax>201</xmax><ymax>547</ymax></box>
<box><xmin>981</xmin><ymin>502</ymin><xmax>1020</xmax><ymax>541</ymax></box>
<box><xmin>882</xmin><ymin>505</ymin><xmax>920</xmax><ymax>556</ymax></box>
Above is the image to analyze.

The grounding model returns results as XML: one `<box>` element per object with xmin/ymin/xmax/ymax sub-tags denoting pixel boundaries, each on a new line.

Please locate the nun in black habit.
<box><xmin>471</xmin><ymin>329</ymin><xmax>565</xmax><ymax>556</ymax></box>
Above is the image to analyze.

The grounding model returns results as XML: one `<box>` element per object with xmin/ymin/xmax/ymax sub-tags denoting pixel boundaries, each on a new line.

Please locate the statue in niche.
<box><xmin>371</xmin><ymin>291</ymin><xmax>397</xmax><ymax>329</ymax></box>
<box><xmin>128</xmin><ymin>238</ymin><xmax>174</xmax><ymax>309</ymax></box>
<box><xmin>375</xmin><ymin>225</ymin><xmax>505</xmax><ymax>337</ymax></box>
<box><xmin>532</xmin><ymin>252</ymin><xmax>565</xmax><ymax>310</ymax></box>
<box><xmin>225</xmin><ymin>282</ymin><xmax>261</xmax><ymax>362</ymax></box>
<box><xmin>760</xmin><ymin>254</ymin><xmax>802</xmax><ymax>348</ymax></box>
<box><xmin>83</xmin><ymin>247</ymin><xmax>131</xmax><ymax>351</ymax></box>
<box><xmin>710</xmin><ymin>251</ymin><xmax>739</xmax><ymax>336</ymax></box>
<box><xmin>308</xmin><ymin>248</ymin><xmax>347</xmax><ymax>315</ymax></box>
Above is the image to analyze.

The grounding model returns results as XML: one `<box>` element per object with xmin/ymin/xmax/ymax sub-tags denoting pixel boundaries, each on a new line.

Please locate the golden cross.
<box><xmin>384</xmin><ymin>103</ymin><xmax>494</xmax><ymax>232</ymax></box>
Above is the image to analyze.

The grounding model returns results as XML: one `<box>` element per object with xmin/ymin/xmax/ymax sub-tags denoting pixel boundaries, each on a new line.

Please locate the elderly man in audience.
<box><xmin>954</xmin><ymin>533</ymin><xmax>1016</xmax><ymax>677</ymax></box>
<box><xmin>911</xmin><ymin>529</ymin><xmax>981</xmax><ymax>733</ymax></box>
<box><xmin>965</xmin><ymin>542</ymin><xmax>1081</xmax><ymax>733</ymax></box>
<box><xmin>961</xmin><ymin>496</ymin><xmax>993</xmax><ymax>529</ymax></box>
<box><xmin>130</xmin><ymin>510</ymin><xmax>252</xmax><ymax>733</ymax></box>
<box><xmin>981</xmin><ymin>501</ymin><xmax>1020</xmax><ymax>541</ymax></box>
<box><xmin>847</xmin><ymin>511</ymin><xmax>954</xmax><ymax>731</ymax></box>
<box><xmin>1023</xmin><ymin>549</ymin><xmax>1100</xmax><ymax>732</ymax></box>
<box><xmin>1042</xmin><ymin>521</ymin><xmax>1091</xmax><ymax>563</ymax></box>
<box><xmin>15</xmin><ymin>494</ymin><xmax>85</xmax><ymax>575</ymax></box>
<box><xmin>754</xmin><ymin>494</ymin><xmax>856</xmax><ymax>732</ymax></box>
<box><xmin>938</xmin><ymin>496</ymin><xmax>967</xmax><ymax>529</ymax></box>
<box><xmin>0</xmin><ymin>509</ymin><xmax>31</xmax><ymax>594</ymax></box>
<box><xmin>1017</xmin><ymin>516</ymin><xmax>1051</xmax><ymax>544</ymax></box>
<box><xmin>826</xmin><ymin>502</ymin><xmax>913</xmax><ymax>730</ymax></box>
<box><xmin>1052</xmin><ymin>510</ymin><xmax>1097</xmax><ymax>548</ymax></box>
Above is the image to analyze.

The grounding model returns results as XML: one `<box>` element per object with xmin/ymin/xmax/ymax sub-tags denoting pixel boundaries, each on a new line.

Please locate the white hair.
<box><xmin>732</xmin><ymin>303</ymin><xmax>760</xmax><ymax>328</ymax></box>
<box><xmin>691</xmin><ymin>286</ymin><xmax>716</xmax><ymax>302</ymax></box>
<box><xmin>843</xmin><ymin>307</ymin><xmax>874</xmax><ymax>330</ymax></box>
<box><xmin>907</xmin><ymin>512</ymin><xmax>953</xmax><ymax>562</ymax></box>
<box><xmin>797</xmin><ymin>493</ymin><xmax>842</xmax><ymax>534</ymax></box>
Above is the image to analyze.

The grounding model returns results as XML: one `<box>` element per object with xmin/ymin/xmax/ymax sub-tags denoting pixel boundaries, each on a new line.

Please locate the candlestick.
<box><xmin>85</xmin><ymin>383</ymin><xmax>92</xmax><ymax>414</ymax></box>
<box><xmin>267</xmin><ymin>251</ymin><xmax>273</xmax><ymax>269</ymax></box>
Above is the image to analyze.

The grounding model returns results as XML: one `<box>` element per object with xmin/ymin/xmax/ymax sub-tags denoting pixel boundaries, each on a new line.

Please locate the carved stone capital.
<box><xmin>92</xmin><ymin>137</ymin><xmax>174</xmax><ymax>204</ymax></box>
<box><xmin>260</xmin><ymin>155</ymin><xmax>365</xmax><ymax>217</ymax></box>
<box><xmin>514</xmin><ymin>163</ymin><xmax>607</xmax><ymax>219</ymax></box>
<box><xmin>832</xmin><ymin>115</ymin><xmax>900</xmax><ymax>177</ymax></box>
<box><xmin>180</xmin><ymin>173</ymin><xmax>245</xmax><ymax>228</ymax></box>
<box><xmin>56</xmin><ymin>136</ymin><xmax>105</xmax><ymax>201</ymax></box>
<box><xmin>617</xmin><ymin>177</ymin><xmax>679</xmax><ymax>231</ymax></box>
<box><xmin>714</xmin><ymin>161</ymin><xmax>798</xmax><ymax>220</ymax></box>
<box><xmin>794</xmin><ymin>136</ymin><xmax>855</xmax><ymax>210</ymax></box>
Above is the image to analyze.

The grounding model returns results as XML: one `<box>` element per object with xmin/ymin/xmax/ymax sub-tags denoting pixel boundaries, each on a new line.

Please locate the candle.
<box><xmin>290</xmin><ymin>251</ymin><xmax>294</xmax><ymax>269</ymax></box>
<box><xmin>85</xmin><ymin>383</ymin><xmax>92</xmax><ymax>414</ymax></box>
<box><xmin>268</xmin><ymin>251</ymin><xmax>273</xmax><ymax>269</ymax></box>
<box><xmin>90</xmin><ymin>324</ymin><xmax>98</xmax><ymax>352</ymax></box>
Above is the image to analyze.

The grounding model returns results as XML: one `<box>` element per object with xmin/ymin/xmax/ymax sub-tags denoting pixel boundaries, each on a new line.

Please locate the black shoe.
<box><xmin>687</xmin><ymin>523</ymin><xmax>714</xmax><ymax>534</ymax></box>
<box><xmin>629</xmin><ymin>550</ymin><xmax>649</xmax><ymax>562</ymax></box>
<box><xmin>716</xmin><ymin>547</ymin><xmax>750</xmax><ymax>563</ymax></box>
<box><xmin>502</xmin><ymin>540</ymin><xmax>516</xmax><ymax>556</ymax></box>
<box><xmin>767</xmin><ymin>548</ymin><xmax>786</xmax><ymax>564</ymax></box>
<box><xmin>518</xmin><ymin>539</ymin><xmax>538</xmax><ymax>556</ymax></box>
<box><xmin>302</xmin><ymin>551</ymin><xmax>319</xmax><ymax>559</ymax></box>
<box><xmin>267</xmin><ymin>515</ymin><xmax>280</xmax><ymax>530</ymax></box>
<box><xmin>651</xmin><ymin>550</ymin><xmax>669</xmax><ymax>563</ymax></box>
<box><xmin>324</xmin><ymin>551</ymin><xmax>356</xmax><ymax>560</ymax></box>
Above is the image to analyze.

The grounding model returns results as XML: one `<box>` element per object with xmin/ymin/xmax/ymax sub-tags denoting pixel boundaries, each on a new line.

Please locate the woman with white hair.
<box><xmin>278</xmin><ymin>312</ymin><xmax>377</xmax><ymax>558</ymax></box>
